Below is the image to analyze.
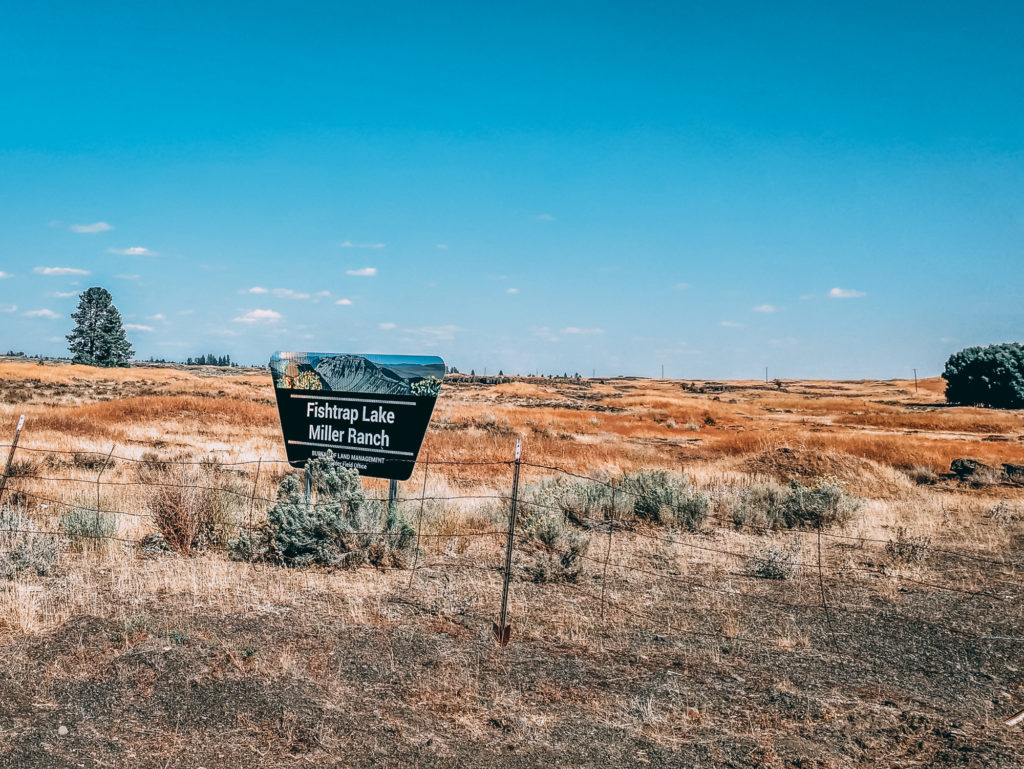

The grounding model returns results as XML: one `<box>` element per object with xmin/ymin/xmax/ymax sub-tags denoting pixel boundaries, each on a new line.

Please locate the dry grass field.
<box><xmin>0</xmin><ymin>358</ymin><xmax>1022</xmax><ymax>767</ymax></box>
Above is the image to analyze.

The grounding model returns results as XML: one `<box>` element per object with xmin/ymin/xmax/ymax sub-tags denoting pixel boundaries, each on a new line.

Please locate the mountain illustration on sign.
<box><xmin>314</xmin><ymin>355</ymin><xmax>412</xmax><ymax>394</ymax></box>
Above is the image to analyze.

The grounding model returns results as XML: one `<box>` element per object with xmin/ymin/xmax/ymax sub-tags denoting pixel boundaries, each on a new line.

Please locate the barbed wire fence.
<box><xmin>1</xmin><ymin>420</ymin><xmax>1023</xmax><ymax>723</ymax></box>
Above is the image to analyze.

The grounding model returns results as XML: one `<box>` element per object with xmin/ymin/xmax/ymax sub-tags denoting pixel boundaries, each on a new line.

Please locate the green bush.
<box><xmin>61</xmin><ymin>506</ymin><xmax>118</xmax><ymax>549</ymax></box>
<box><xmin>618</xmin><ymin>470</ymin><xmax>708</xmax><ymax>530</ymax></box>
<box><xmin>943</xmin><ymin>342</ymin><xmax>1024</xmax><ymax>409</ymax></box>
<box><xmin>520</xmin><ymin>506</ymin><xmax>590</xmax><ymax>583</ymax></box>
<box><xmin>229</xmin><ymin>453</ymin><xmax>414</xmax><ymax>568</ymax></box>
<box><xmin>732</xmin><ymin>479</ymin><xmax>861</xmax><ymax>530</ymax></box>
<box><xmin>0</xmin><ymin>509</ymin><xmax>60</xmax><ymax>578</ymax></box>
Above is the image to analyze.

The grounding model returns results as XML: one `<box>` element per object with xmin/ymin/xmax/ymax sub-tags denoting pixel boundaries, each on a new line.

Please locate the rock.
<box><xmin>1002</xmin><ymin>463</ymin><xmax>1024</xmax><ymax>484</ymax></box>
<box><xmin>57</xmin><ymin>725</ymin><xmax>68</xmax><ymax>737</ymax></box>
<box><xmin>950</xmin><ymin>458</ymin><xmax>994</xmax><ymax>480</ymax></box>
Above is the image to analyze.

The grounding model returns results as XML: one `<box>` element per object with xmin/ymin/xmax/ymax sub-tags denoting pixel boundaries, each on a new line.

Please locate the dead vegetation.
<box><xmin>0</xmin><ymin>362</ymin><xmax>1021</xmax><ymax>767</ymax></box>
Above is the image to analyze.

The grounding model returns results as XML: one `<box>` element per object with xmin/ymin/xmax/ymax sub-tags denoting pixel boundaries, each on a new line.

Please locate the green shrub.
<box><xmin>618</xmin><ymin>470</ymin><xmax>708</xmax><ymax>530</ymax></box>
<box><xmin>229</xmin><ymin>453</ymin><xmax>414</xmax><ymax>568</ymax></box>
<box><xmin>0</xmin><ymin>509</ymin><xmax>60</xmax><ymax>578</ymax></box>
<box><xmin>732</xmin><ymin>479</ymin><xmax>861</xmax><ymax>530</ymax></box>
<box><xmin>520</xmin><ymin>507</ymin><xmax>590</xmax><ymax>583</ymax></box>
<box><xmin>943</xmin><ymin>342</ymin><xmax>1024</xmax><ymax>409</ymax></box>
<box><xmin>61</xmin><ymin>506</ymin><xmax>118</xmax><ymax>549</ymax></box>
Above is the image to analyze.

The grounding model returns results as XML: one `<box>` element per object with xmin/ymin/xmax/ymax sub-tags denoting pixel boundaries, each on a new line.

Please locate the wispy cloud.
<box><xmin>346</xmin><ymin>267</ymin><xmax>377</xmax><ymax>277</ymax></box>
<box><xmin>34</xmin><ymin>266</ymin><xmax>90</xmax><ymax>276</ymax></box>
<box><xmin>107</xmin><ymin>246</ymin><xmax>156</xmax><ymax>256</ymax></box>
<box><xmin>0</xmin><ymin>304</ymin><xmax>17</xmax><ymax>313</ymax></box>
<box><xmin>536</xmin><ymin>213</ymin><xmax>555</xmax><ymax>221</ymax></box>
<box><xmin>69</xmin><ymin>221</ymin><xmax>112</xmax><ymax>234</ymax></box>
<box><xmin>407</xmin><ymin>324</ymin><xmax>458</xmax><ymax>342</ymax></box>
<box><xmin>340</xmin><ymin>241</ymin><xmax>385</xmax><ymax>249</ymax></box>
<box><xmin>124</xmin><ymin>323</ymin><xmax>154</xmax><ymax>332</ymax></box>
<box><xmin>52</xmin><ymin>291</ymin><xmax>78</xmax><ymax>298</ymax></box>
<box><xmin>436</xmin><ymin>244</ymin><xmax>448</xmax><ymax>249</ymax></box>
<box><xmin>753</xmin><ymin>304</ymin><xmax>778</xmax><ymax>313</ymax></box>
<box><xmin>828</xmin><ymin>287</ymin><xmax>866</xmax><ymax>299</ymax></box>
<box><xmin>720</xmin><ymin>321</ymin><xmax>743</xmax><ymax>327</ymax></box>
<box><xmin>561</xmin><ymin>326</ymin><xmax>604</xmax><ymax>335</ymax></box>
<box><xmin>242</xmin><ymin>286</ymin><xmax>269</xmax><ymax>294</ymax></box>
<box><xmin>0</xmin><ymin>271</ymin><xmax>13</xmax><ymax>279</ymax></box>
<box><xmin>147</xmin><ymin>314</ymin><xmax>166</xmax><ymax>321</ymax></box>
<box><xmin>233</xmin><ymin>309</ymin><xmax>282</xmax><ymax>324</ymax></box>
<box><xmin>271</xmin><ymin>288</ymin><xmax>311</xmax><ymax>300</ymax></box>
<box><xmin>24</xmin><ymin>308</ymin><xmax>60</xmax><ymax>319</ymax></box>
<box><xmin>115</xmin><ymin>274</ymin><xmax>140</xmax><ymax>280</ymax></box>
<box><xmin>335</xmin><ymin>298</ymin><xmax>353</xmax><ymax>306</ymax></box>
<box><xmin>506</xmin><ymin>288</ymin><xmax>520</xmax><ymax>294</ymax></box>
<box><xmin>769</xmin><ymin>337</ymin><xmax>799</xmax><ymax>347</ymax></box>
<box><xmin>674</xmin><ymin>282</ymin><xmax>691</xmax><ymax>290</ymax></box>
<box><xmin>378</xmin><ymin>322</ymin><xmax>397</xmax><ymax>330</ymax></box>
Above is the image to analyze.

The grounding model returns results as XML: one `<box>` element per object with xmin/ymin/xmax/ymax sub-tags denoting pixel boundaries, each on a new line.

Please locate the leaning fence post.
<box><xmin>0</xmin><ymin>414</ymin><xmax>25</xmax><ymax>507</ymax></box>
<box><xmin>493</xmin><ymin>439</ymin><xmax>523</xmax><ymax>647</ymax></box>
<box><xmin>95</xmin><ymin>446</ymin><xmax>115</xmax><ymax>529</ymax></box>
<box><xmin>599</xmin><ymin>484</ymin><xmax>616</xmax><ymax>622</ymax></box>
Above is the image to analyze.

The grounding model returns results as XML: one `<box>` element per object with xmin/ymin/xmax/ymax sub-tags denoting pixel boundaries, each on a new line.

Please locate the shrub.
<box><xmin>135</xmin><ymin>454</ymin><xmax>244</xmax><ymax>554</ymax></box>
<box><xmin>732</xmin><ymin>479</ymin><xmax>861</xmax><ymax>530</ymax></box>
<box><xmin>618</xmin><ymin>470</ymin><xmax>708</xmax><ymax>530</ymax></box>
<box><xmin>747</xmin><ymin>541</ymin><xmax>800</xmax><ymax>580</ymax></box>
<box><xmin>885</xmin><ymin>527</ymin><xmax>932</xmax><ymax>565</ymax></box>
<box><xmin>942</xmin><ymin>342</ymin><xmax>1024</xmax><ymax>409</ymax></box>
<box><xmin>61</xmin><ymin>506</ymin><xmax>118</xmax><ymax>549</ymax></box>
<box><xmin>520</xmin><ymin>506</ymin><xmax>590</xmax><ymax>583</ymax></box>
<box><xmin>229</xmin><ymin>453</ymin><xmax>414</xmax><ymax>568</ymax></box>
<box><xmin>0</xmin><ymin>509</ymin><xmax>60</xmax><ymax>578</ymax></box>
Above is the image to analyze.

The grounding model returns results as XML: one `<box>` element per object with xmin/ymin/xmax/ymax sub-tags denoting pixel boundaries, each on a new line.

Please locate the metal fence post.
<box><xmin>0</xmin><ymin>415</ymin><xmax>25</xmax><ymax>507</ymax></box>
<box><xmin>493</xmin><ymin>439</ymin><xmax>522</xmax><ymax>647</ymax></box>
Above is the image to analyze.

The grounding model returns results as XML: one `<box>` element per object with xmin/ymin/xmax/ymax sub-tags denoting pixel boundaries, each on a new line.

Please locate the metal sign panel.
<box><xmin>270</xmin><ymin>351</ymin><xmax>444</xmax><ymax>480</ymax></box>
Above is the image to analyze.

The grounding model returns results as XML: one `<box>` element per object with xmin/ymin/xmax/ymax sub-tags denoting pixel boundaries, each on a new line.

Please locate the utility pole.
<box><xmin>661</xmin><ymin>364</ymin><xmax>664</xmax><ymax>379</ymax></box>
<box><xmin>765</xmin><ymin>366</ymin><xmax>769</xmax><ymax>384</ymax></box>
<box><xmin>913</xmin><ymin>368</ymin><xmax>918</xmax><ymax>393</ymax></box>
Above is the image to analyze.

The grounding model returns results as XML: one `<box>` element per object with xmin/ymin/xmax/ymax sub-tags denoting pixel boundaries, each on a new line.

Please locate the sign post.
<box><xmin>270</xmin><ymin>352</ymin><xmax>444</xmax><ymax>481</ymax></box>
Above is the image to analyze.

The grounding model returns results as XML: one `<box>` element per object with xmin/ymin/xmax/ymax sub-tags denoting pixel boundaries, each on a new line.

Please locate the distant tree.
<box><xmin>66</xmin><ymin>287</ymin><xmax>133</xmax><ymax>367</ymax></box>
<box><xmin>943</xmin><ymin>343</ymin><xmax>1024</xmax><ymax>409</ymax></box>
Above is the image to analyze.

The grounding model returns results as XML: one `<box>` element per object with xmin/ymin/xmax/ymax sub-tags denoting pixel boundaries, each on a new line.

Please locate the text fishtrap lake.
<box><xmin>270</xmin><ymin>352</ymin><xmax>445</xmax><ymax>479</ymax></box>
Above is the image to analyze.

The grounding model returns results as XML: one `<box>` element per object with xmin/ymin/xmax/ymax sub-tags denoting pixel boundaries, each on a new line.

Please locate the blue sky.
<box><xmin>1</xmin><ymin>1</ymin><xmax>1021</xmax><ymax>377</ymax></box>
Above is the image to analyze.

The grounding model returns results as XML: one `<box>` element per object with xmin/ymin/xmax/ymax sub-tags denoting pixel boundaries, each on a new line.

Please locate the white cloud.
<box><xmin>769</xmin><ymin>337</ymin><xmax>799</xmax><ymax>347</ymax></box>
<box><xmin>115</xmin><ymin>274</ymin><xmax>140</xmax><ymax>280</ymax></box>
<box><xmin>340</xmin><ymin>241</ymin><xmax>385</xmax><ymax>249</ymax></box>
<box><xmin>24</xmin><ymin>308</ymin><xmax>60</xmax><ymax>319</ymax></box>
<box><xmin>315</xmin><ymin>290</ymin><xmax>331</xmax><ymax>297</ymax></box>
<box><xmin>828</xmin><ymin>287</ymin><xmax>866</xmax><ymax>299</ymax></box>
<box><xmin>147</xmin><ymin>313</ymin><xmax>166</xmax><ymax>321</ymax></box>
<box><xmin>34</xmin><ymin>266</ymin><xmax>90</xmax><ymax>276</ymax></box>
<box><xmin>69</xmin><ymin>221</ymin><xmax>112</xmax><ymax>234</ymax></box>
<box><xmin>124</xmin><ymin>323</ymin><xmax>154</xmax><ymax>332</ymax></box>
<box><xmin>0</xmin><ymin>271</ymin><xmax>13</xmax><ymax>279</ymax></box>
<box><xmin>52</xmin><ymin>291</ymin><xmax>78</xmax><ymax>298</ymax></box>
<box><xmin>561</xmin><ymin>327</ymin><xmax>604</xmax><ymax>335</ymax></box>
<box><xmin>335</xmin><ymin>298</ymin><xmax>353</xmax><ymax>306</ymax></box>
<box><xmin>0</xmin><ymin>304</ymin><xmax>17</xmax><ymax>313</ymax></box>
<box><xmin>753</xmin><ymin>304</ymin><xmax>778</xmax><ymax>313</ymax></box>
<box><xmin>940</xmin><ymin>337</ymin><xmax>958</xmax><ymax>344</ymax></box>
<box><xmin>720</xmin><ymin>321</ymin><xmax>743</xmax><ymax>327</ymax></box>
<box><xmin>506</xmin><ymin>288</ymin><xmax>520</xmax><ymax>294</ymax></box>
<box><xmin>271</xmin><ymin>288</ymin><xmax>311</xmax><ymax>300</ymax></box>
<box><xmin>233</xmin><ymin>309</ymin><xmax>282</xmax><ymax>323</ymax></box>
<box><xmin>107</xmin><ymin>246</ymin><xmax>156</xmax><ymax>256</ymax></box>
<box><xmin>242</xmin><ymin>286</ymin><xmax>269</xmax><ymax>294</ymax></box>
<box><xmin>378</xmin><ymin>322</ymin><xmax>397</xmax><ymax>330</ymax></box>
<box><xmin>536</xmin><ymin>213</ymin><xmax>555</xmax><ymax>221</ymax></box>
<box><xmin>436</xmin><ymin>244</ymin><xmax>448</xmax><ymax>249</ymax></box>
<box><xmin>347</xmin><ymin>267</ymin><xmax>377</xmax><ymax>277</ymax></box>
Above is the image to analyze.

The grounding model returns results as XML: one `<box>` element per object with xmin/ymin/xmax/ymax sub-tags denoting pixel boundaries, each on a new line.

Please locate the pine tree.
<box><xmin>66</xmin><ymin>287</ymin><xmax>133</xmax><ymax>367</ymax></box>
